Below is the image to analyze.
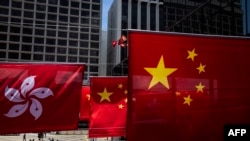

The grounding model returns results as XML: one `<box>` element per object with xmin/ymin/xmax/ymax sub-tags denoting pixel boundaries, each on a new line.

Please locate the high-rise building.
<box><xmin>107</xmin><ymin>0</ymin><xmax>246</xmax><ymax>76</ymax></box>
<box><xmin>0</xmin><ymin>0</ymin><xmax>102</xmax><ymax>84</ymax></box>
<box><xmin>164</xmin><ymin>0</ymin><xmax>243</xmax><ymax>36</ymax></box>
<box><xmin>107</xmin><ymin>0</ymin><xmax>165</xmax><ymax>76</ymax></box>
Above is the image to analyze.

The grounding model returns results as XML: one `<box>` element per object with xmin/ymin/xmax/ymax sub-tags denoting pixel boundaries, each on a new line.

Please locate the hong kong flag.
<box><xmin>127</xmin><ymin>31</ymin><xmax>250</xmax><ymax>141</ymax></box>
<box><xmin>0</xmin><ymin>63</ymin><xmax>84</xmax><ymax>134</ymax></box>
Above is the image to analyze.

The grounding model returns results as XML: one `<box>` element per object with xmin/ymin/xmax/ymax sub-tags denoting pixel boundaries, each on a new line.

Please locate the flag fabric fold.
<box><xmin>127</xmin><ymin>31</ymin><xmax>250</xmax><ymax>141</ymax></box>
<box><xmin>89</xmin><ymin>76</ymin><xmax>127</xmax><ymax>137</ymax></box>
<box><xmin>0</xmin><ymin>63</ymin><xmax>84</xmax><ymax>134</ymax></box>
<box><xmin>79</xmin><ymin>86</ymin><xmax>91</xmax><ymax>121</ymax></box>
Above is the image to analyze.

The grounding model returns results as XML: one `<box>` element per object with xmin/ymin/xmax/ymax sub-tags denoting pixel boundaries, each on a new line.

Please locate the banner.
<box><xmin>127</xmin><ymin>31</ymin><xmax>250</xmax><ymax>141</ymax></box>
<box><xmin>0</xmin><ymin>63</ymin><xmax>84</xmax><ymax>134</ymax></box>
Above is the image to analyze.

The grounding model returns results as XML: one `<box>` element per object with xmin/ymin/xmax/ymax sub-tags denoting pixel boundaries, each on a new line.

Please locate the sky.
<box><xmin>102</xmin><ymin>0</ymin><xmax>113</xmax><ymax>31</ymax></box>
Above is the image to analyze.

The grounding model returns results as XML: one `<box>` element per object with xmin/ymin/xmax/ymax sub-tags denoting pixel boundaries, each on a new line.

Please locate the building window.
<box><xmin>46</xmin><ymin>38</ymin><xmax>56</xmax><ymax>45</ymax></box>
<box><xmin>23</xmin><ymin>28</ymin><xmax>33</xmax><ymax>35</ymax></box>
<box><xmin>21</xmin><ymin>53</ymin><xmax>31</xmax><ymax>60</ymax></box>
<box><xmin>22</xmin><ymin>36</ymin><xmax>32</xmax><ymax>43</ymax></box>
<box><xmin>57</xmin><ymin>47</ymin><xmax>66</xmax><ymax>54</ymax></box>
<box><xmin>80</xmin><ymin>49</ymin><xmax>88</xmax><ymax>55</ymax></box>
<box><xmin>36</xmin><ymin>13</ymin><xmax>46</xmax><ymax>19</ymax></box>
<box><xmin>34</xmin><ymin>54</ymin><xmax>43</xmax><ymax>61</ymax></box>
<box><xmin>80</xmin><ymin>33</ymin><xmax>89</xmax><ymax>40</ymax></box>
<box><xmin>90</xmin><ymin>50</ymin><xmax>98</xmax><ymax>56</ymax></box>
<box><xmin>24</xmin><ymin>11</ymin><xmax>34</xmax><ymax>18</ymax></box>
<box><xmin>35</xmin><ymin>29</ymin><xmax>44</xmax><ymax>35</ymax></box>
<box><xmin>10</xmin><ymin>26</ymin><xmax>20</xmax><ymax>33</ymax></box>
<box><xmin>46</xmin><ymin>46</ymin><xmax>55</xmax><ymax>53</ymax></box>
<box><xmin>58</xmin><ymin>39</ymin><xmax>67</xmax><ymax>45</ymax></box>
<box><xmin>12</xmin><ymin>1</ymin><xmax>22</xmax><ymax>8</ymax></box>
<box><xmin>68</xmin><ymin>48</ymin><xmax>77</xmax><ymax>55</ymax></box>
<box><xmin>69</xmin><ymin>40</ymin><xmax>78</xmax><ymax>46</ymax></box>
<box><xmin>79</xmin><ymin>57</ymin><xmax>88</xmax><ymax>63</ymax></box>
<box><xmin>68</xmin><ymin>56</ymin><xmax>77</xmax><ymax>62</ymax></box>
<box><xmin>57</xmin><ymin>56</ymin><xmax>66</xmax><ymax>62</ymax></box>
<box><xmin>9</xmin><ymin>43</ymin><xmax>19</xmax><ymax>50</ymax></box>
<box><xmin>0</xmin><ymin>42</ymin><xmax>6</xmax><ymax>49</ymax></box>
<box><xmin>11</xmin><ymin>9</ymin><xmax>21</xmax><ymax>16</ymax></box>
<box><xmin>22</xmin><ymin>44</ymin><xmax>32</xmax><ymax>51</ymax></box>
<box><xmin>9</xmin><ymin>52</ymin><xmax>19</xmax><ymax>59</ymax></box>
<box><xmin>34</xmin><ymin>45</ymin><xmax>44</xmax><ymax>52</ymax></box>
<box><xmin>24</xmin><ymin>3</ymin><xmax>34</xmax><ymax>10</ymax></box>
<box><xmin>9</xmin><ymin>35</ymin><xmax>20</xmax><ymax>42</ymax></box>
<box><xmin>45</xmin><ymin>55</ymin><xmax>55</xmax><ymax>61</ymax></box>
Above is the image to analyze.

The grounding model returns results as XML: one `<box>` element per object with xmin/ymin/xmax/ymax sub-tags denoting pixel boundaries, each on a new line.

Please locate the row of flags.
<box><xmin>1</xmin><ymin>31</ymin><xmax>250</xmax><ymax>141</ymax></box>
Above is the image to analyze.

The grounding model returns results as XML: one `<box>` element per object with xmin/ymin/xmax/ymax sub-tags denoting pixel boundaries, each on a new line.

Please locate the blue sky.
<box><xmin>102</xmin><ymin>0</ymin><xmax>113</xmax><ymax>31</ymax></box>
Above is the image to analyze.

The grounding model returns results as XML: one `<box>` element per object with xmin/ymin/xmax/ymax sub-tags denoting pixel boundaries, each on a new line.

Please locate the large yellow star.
<box><xmin>144</xmin><ymin>55</ymin><xmax>177</xmax><ymax>89</ymax></box>
<box><xmin>196</xmin><ymin>63</ymin><xmax>206</xmax><ymax>74</ymax></box>
<box><xmin>195</xmin><ymin>82</ymin><xmax>205</xmax><ymax>93</ymax></box>
<box><xmin>183</xmin><ymin>95</ymin><xmax>193</xmax><ymax>106</ymax></box>
<box><xmin>97</xmin><ymin>87</ymin><xmax>113</xmax><ymax>102</ymax></box>
<box><xmin>187</xmin><ymin>48</ymin><xmax>198</xmax><ymax>61</ymax></box>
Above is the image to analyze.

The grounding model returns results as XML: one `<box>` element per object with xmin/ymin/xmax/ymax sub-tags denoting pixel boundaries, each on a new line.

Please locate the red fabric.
<box><xmin>112</xmin><ymin>40</ymin><xmax>117</xmax><ymax>47</ymax></box>
<box><xmin>89</xmin><ymin>76</ymin><xmax>127</xmax><ymax>137</ymax></box>
<box><xmin>0</xmin><ymin>63</ymin><xmax>84</xmax><ymax>134</ymax></box>
<box><xmin>79</xmin><ymin>86</ymin><xmax>90</xmax><ymax>121</ymax></box>
<box><xmin>127</xmin><ymin>31</ymin><xmax>250</xmax><ymax>141</ymax></box>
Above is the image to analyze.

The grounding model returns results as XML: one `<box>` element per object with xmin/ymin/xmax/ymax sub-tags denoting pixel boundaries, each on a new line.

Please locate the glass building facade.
<box><xmin>0</xmin><ymin>0</ymin><xmax>101</xmax><ymax>83</ymax></box>
<box><xmin>108</xmin><ymin>0</ymin><xmax>248</xmax><ymax>76</ymax></box>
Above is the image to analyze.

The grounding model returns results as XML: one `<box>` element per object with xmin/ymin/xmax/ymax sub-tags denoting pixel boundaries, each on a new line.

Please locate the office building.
<box><xmin>107</xmin><ymin>0</ymin><xmax>165</xmax><ymax>75</ymax></box>
<box><xmin>107</xmin><ymin>0</ymin><xmax>245</xmax><ymax>75</ymax></box>
<box><xmin>0</xmin><ymin>0</ymin><xmax>102</xmax><ymax>84</ymax></box>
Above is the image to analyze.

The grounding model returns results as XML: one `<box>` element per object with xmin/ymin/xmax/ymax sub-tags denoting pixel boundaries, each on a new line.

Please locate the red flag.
<box><xmin>89</xmin><ymin>76</ymin><xmax>127</xmax><ymax>137</ymax></box>
<box><xmin>0</xmin><ymin>63</ymin><xmax>84</xmax><ymax>134</ymax></box>
<box><xmin>127</xmin><ymin>31</ymin><xmax>250</xmax><ymax>141</ymax></box>
<box><xmin>112</xmin><ymin>35</ymin><xmax>127</xmax><ymax>48</ymax></box>
<box><xmin>79</xmin><ymin>86</ymin><xmax>90</xmax><ymax>121</ymax></box>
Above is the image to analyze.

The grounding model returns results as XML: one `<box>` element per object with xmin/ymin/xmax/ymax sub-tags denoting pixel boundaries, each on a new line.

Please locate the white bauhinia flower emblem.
<box><xmin>4</xmin><ymin>76</ymin><xmax>53</xmax><ymax>120</ymax></box>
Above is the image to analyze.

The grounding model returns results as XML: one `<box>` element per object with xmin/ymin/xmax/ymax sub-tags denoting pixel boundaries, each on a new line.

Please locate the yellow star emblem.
<box><xmin>86</xmin><ymin>94</ymin><xmax>90</xmax><ymax>101</ymax></box>
<box><xmin>97</xmin><ymin>87</ymin><xmax>113</xmax><ymax>102</ymax></box>
<box><xmin>118</xmin><ymin>83</ymin><xmax>123</xmax><ymax>89</ymax></box>
<box><xmin>144</xmin><ymin>55</ymin><xmax>177</xmax><ymax>89</ymax></box>
<box><xmin>187</xmin><ymin>48</ymin><xmax>198</xmax><ymax>61</ymax></box>
<box><xmin>196</xmin><ymin>63</ymin><xmax>206</xmax><ymax>74</ymax></box>
<box><xmin>195</xmin><ymin>82</ymin><xmax>205</xmax><ymax>93</ymax></box>
<box><xmin>118</xmin><ymin>104</ymin><xmax>124</xmax><ymax>109</ymax></box>
<box><xmin>183</xmin><ymin>95</ymin><xmax>193</xmax><ymax>106</ymax></box>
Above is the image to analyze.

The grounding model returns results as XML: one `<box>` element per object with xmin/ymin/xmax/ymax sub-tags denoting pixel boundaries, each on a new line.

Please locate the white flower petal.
<box><xmin>30</xmin><ymin>98</ymin><xmax>42</xmax><ymax>120</ymax></box>
<box><xmin>30</xmin><ymin>88</ymin><xmax>53</xmax><ymax>99</ymax></box>
<box><xmin>4</xmin><ymin>102</ymin><xmax>29</xmax><ymax>118</ymax></box>
<box><xmin>5</xmin><ymin>86</ymin><xmax>25</xmax><ymax>102</ymax></box>
<box><xmin>21</xmin><ymin>76</ymin><xmax>36</xmax><ymax>97</ymax></box>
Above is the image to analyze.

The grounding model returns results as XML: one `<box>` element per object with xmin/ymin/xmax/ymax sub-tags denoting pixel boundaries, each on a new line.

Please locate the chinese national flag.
<box><xmin>79</xmin><ymin>86</ymin><xmax>90</xmax><ymax>121</ymax></box>
<box><xmin>89</xmin><ymin>76</ymin><xmax>127</xmax><ymax>137</ymax></box>
<box><xmin>0</xmin><ymin>63</ymin><xmax>84</xmax><ymax>134</ymax></box>
<box><xmin>127</xmin><ymin>31</ymin><xmax>250</xmax><ymax>141</ymax></box>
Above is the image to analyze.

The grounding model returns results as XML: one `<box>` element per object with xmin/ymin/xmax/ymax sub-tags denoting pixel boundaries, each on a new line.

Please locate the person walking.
<box><xmin>23</xmin><ymin>134</ymin><xmax>26</xmax><ymax>141</ymax></box>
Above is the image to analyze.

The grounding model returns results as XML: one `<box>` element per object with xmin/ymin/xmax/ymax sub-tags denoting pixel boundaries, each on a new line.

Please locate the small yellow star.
<box><xmin>97</xmin><ymin>87</ymin><xmax>113</xmax><ymax>102</ymax></box>
<box><xmin>118</xmin><ymin>83</ymin><xmax>123</xmax><ymax>89</ymax></box>
<box><xmin>124</xmin><ymin>89</ymin><xmax>128</xmax><ymax>94</ymax></box>
<box><xmin>187</xmin><ymin>48</ymin><xmax>198</xmax><ymax>61</ymax></box>
<box><xmin>175</xmin><ymin>91</ymin><xmax>181</xmax><ymax>96</ymax></box>
<box><xmin>86</xmin><ymin>94</ymin><xmax>90</xmax><ymax>101</ymax></box>
<box><xmin>144</xmin><ymin>55</ymin><xmax>177</xmax><ymax>89</ymax></box>
<box><xmin>183</xmin><ymin>95</ymin><xmax>193</xmax><ymax>106</ymax></box>
<box><xmin>196</xmin><ymin>63</ymin><xmax>206</xmax><ymax>74</ymax></box>
<box><xmin>118</xmin><ymin>104</ymin><xmax>124</xmax><ymax>109</ymax></box>
<box><xmin>195</xmin><ymin>82</ymin><xmax>205</xmax><ymax>93</ymax></box>
<box><xmin>124</xmin><ymin>98</ymin><xmax>127</xmax><ymax>103</ymax></box>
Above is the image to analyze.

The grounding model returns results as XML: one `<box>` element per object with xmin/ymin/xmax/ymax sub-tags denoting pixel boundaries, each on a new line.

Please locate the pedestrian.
<box><xmin>23</xmin><ymin>134</ymin><xmax>26</xmax><ymax>141</ymax></box>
